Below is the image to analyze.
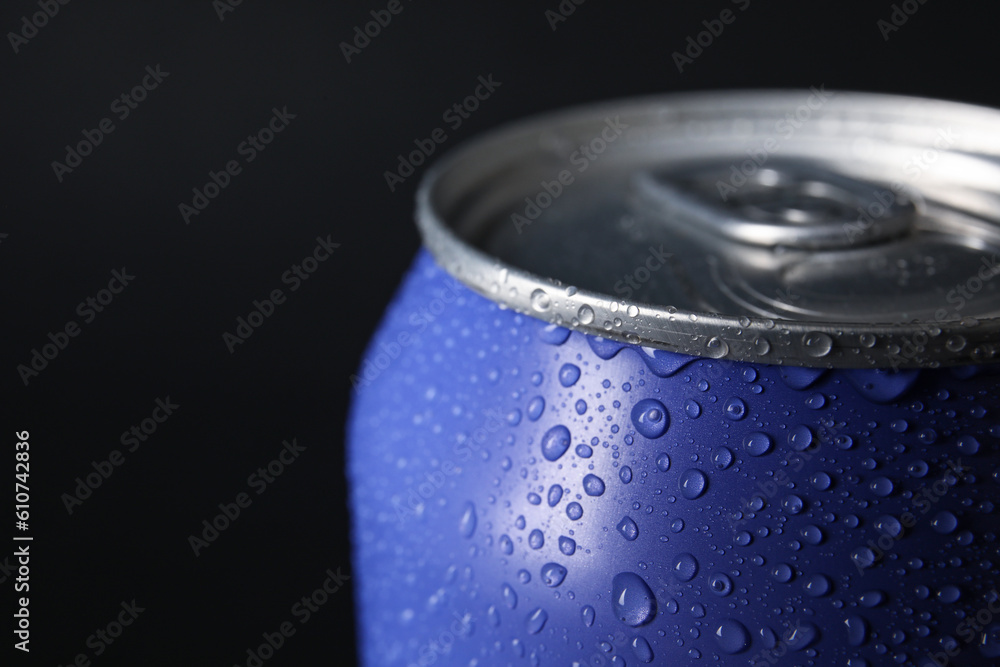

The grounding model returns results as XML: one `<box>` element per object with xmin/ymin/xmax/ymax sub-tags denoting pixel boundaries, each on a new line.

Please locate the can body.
<box><xmin>349</xmin><ymin>250</ymin><xmax>1000</xmax><ymax>666</ymax></box>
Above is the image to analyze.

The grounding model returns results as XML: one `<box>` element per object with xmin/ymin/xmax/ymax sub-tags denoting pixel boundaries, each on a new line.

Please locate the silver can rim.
<box><xmin>415</xmin><ymin>89</ymin><xmax>1000</xmax><ymax>369</ymax></box>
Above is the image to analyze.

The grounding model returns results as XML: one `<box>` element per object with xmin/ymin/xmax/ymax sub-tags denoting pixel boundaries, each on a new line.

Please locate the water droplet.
<box><xmin>656</xmin><ymin>452</ymin><xmax>671</xmax><ymax>472</ymax></box>
<box><xmin>672</xmin><ymin>552</ymin><xmax>699</xmax><ymax>581</ymax></box>
<box><xmin>852</xmin><ymin>547</ymin><xmax>877</xmax><ymax>569</ymax></box>
<box><xmin>530</xmin><ymin>289</ymin><xmax>551</xmax><ymax>312</ymax></box>
<box><xmin>566</xmin><ymin>502</ymin><xmax>583</xmax><ymax>521</ymax></box>
<box><xmin>724</xmin><ymin>397</ymin><xmax>748</xmax><ymax>420</ymax></box>
<box><xmin>872</xmin><ymin>518</ymin><xmax>902</xmax><ymax>543</ymax></box>
<box><xmin>844</xmin><ymin>615</ymin><xmax>868</xmax><ymax>646</ymax></box>
<box><xmin>547</xmin><ymin>484</ymin><xmax>563</xmax><ymax>507</ymax></box>
<box><xmin>860</xmin><ymin>332</ymin><xmax>877</xmax><ymax>348</ymax></box>
<box><xmin>908</xmin><ymin>459</ymin><xmax>929</xmax><ymax>477</ymax></box>
<box><xmin>499</xmin><ymin>534</ymin><xmax>513</xmax><ymax>554</ymax></box>
<box><xmin>787</xmin><ymin>424</ymin><xmax>814</xmax><ymax>451</ymax></box>
<box><xmin>679</xmin><ymin>469</ymin><xmax>708</xmax><ymax>499</ymax></box>
<box><xmin>945</xmin><ymin>335</ymin><xmax>966</xmax><ymax>352</ymax></box>
<box><xmin>805</xmin><ymin>392</ymin><xmax>826</xmax><ymax>409</ymax></box>
<box><xmin>574</xmin><ymin>399</ymin><xmax>587</xmax><ymax>415</ymax></box>
<box><xmin>744</xmin><ymin>432</ymin><xmax>773</xmax><ymax>456</ymax></box>
<box><xmin>578</xmin><ymin>305</ymin><xmax>595</xmax><ymax>325</ymax></box>
<box><xmin>527</xmin><ymin>396</ymin><xmax>545</xmax><ymax>421</ymax></box>
<box><xmin>715</xmin><ymin>619</ymin><xmax>751</xmax><ymax>654</ymax></box>
<box><xmin>526</xmin><ymin>607</ymin><xmax>548</xmax><ymax>634</ymax></box>
<box><xmin>810</xmin><ymin>471</ymin><xmax>832</xmax><ymax>490</ymax></box>
<box><xmin>770</xmin><ymin>563</ymin><xmax>793</xmax><ymax>583</ymax></box>
<box><xmin>684</xmin><ymin>399</ymin><xmax>702</xmax><ymax>418</ymax></box>
<box><xmin>956</xmin><ymin>435</ymin><xmax>980</xmax><ymax>455</ymax></box>
<box><xmin>540</xmin><ymin>562</ymin><xmax>567</xmax><ymax>587</ymax></box>
<box><xmin>617</xmin><ymin>516</ymin><xmax>639</xmax><ymax>541</ymax></box>
<box><xmin>754</xmin><ymin>336</ymin><xmax>771</xmax><ymax>355</ymax></box>
<box><xmin>931</xmin><ymin>510</ymin><xmax>958</xmax><ymax>534</ymax></box>
<box><xmin>619</xmin><ymin>466</ymin><xmax>633</xmax><ymax>484</ymax></box>
<box><xmin>537</xmin><ymin>322</ymin><xmax>570</xmax><ymax>345</ymax></box>
<box><xmin>705</xmin><ymin>336</ymin><xmax>730</xmax><ymax>358</ymax></box>
<box><xmin>631</xmin><ymin>399</ymin><xmax>670</xmax><ymax>438</ymax></box>
<box><xmin>938</xmin><ymin>585</ymin><xmax>961</xmax><ymax>603</ymax></box>
<box><xmin>709</xmin><ymin>572</ymin><xmax>733</xmax><ymax>596</ymax></box>
<box><xmin>541</xmin><ymin>425</ymin><xmax>572</xmax><ymax>461</ymax></box>
<box><xmin>859</xmin><ymin>590</ymin><xmax>883</xmax><ymax>607</ymax></box>
<box><xmin>559</xmin><ymin>363</ymin><xmax>581</xmax><ymax>387</ymax></box>
<box><xmin>869</xmin><ymin>476</ymin><xmax>894</xmax><ymax>497</ymax></box>
<box><xmin>611</xmin><ymin>572</ymin><xmax>657</xmax><ymax>626</ymax></box>
<box><xmin>559</xmin><ymin>536</ymin><xmax>576</xmax><ymax>556</ymax></box>
<box><xmin>781</xmin><ymin>493</ymin><xmax>805</xmax><ymax>514</ymax></box>
<box><xmin>459</xmin><ymin>501</ymin><xmax>477</xmax><ymax>538</ymax></box>
<box><xmin>803</xmin><ymin>574</ymin><xmax>831</xmax><ymax>597</ymax></box>
<box><xmin>979</xmin><ymin>623</ymin><xmax>1000</xmax><ymax>657</ymax></box>
<box><xmin>786</xmin><ymin>621</ymin><xmax>819</xmax><ymax>650</ymax></box>
<box><xmin>627</xmin><ymin>304</ymin><xmax>640</xmax><ymax>317</ymax></box>
<box><xmin>527</xmin><ymin>492</ymin><xmax>541</xmax><ymax>505</ymax></box>
<box><xmin>502</xmin><ymin>583</ymin><xmax>518</xmax><ymax>609</ymax></box>
<box><xmin>529</xmin><ymin>529</ymin><xmax>544</xmax><ymax>550</ymax></box>
<box><xmin>631</xmin><ymin>636</ymin><xmax>655</xmax><ymax>663</ymax></box>
<box><xmin>582</xmin><ymin>473</ymin><xmax>606</xmax><ymax>496</ymax></box>
<box><xmin>802</xmin><ymin>331</ymin><xmax>833</xmax><ymax>357</ymax></box>
<box><xmin>712</xmin><ymin>446</ymin><xmax>734</xmax><ymax>470</ymax></box>
<box><xmin>581</xmin><ymin>604</ymin><xmax>595</xmax><ymax>627</ymax></box>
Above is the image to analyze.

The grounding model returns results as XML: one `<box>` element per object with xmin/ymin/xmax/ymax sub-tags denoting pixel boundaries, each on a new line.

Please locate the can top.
<box><xmin>416</xmin><ymin>90</ymin><xmax>1000</xmax><ymax>368</ymax></box>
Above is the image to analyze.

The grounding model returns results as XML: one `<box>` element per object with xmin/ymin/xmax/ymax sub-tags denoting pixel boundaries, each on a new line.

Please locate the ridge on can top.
<box><xmin>416</xmin><ymin>90</ymin><xmax>1000</xmax><ymax>368</ymax></box>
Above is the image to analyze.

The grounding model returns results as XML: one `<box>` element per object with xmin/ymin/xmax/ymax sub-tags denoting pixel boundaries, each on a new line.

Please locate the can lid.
<box><xmin>417</xmin><ymin>90</ymin><xmax>1000</xmax><ymax>368</ymax></box>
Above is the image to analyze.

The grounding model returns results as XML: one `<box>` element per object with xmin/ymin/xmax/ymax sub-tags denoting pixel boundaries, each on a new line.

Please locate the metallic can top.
<box><xmin>416</xmin><ymin>90</ymin><xmax>1000</xmax><ymax>368</ymax></box>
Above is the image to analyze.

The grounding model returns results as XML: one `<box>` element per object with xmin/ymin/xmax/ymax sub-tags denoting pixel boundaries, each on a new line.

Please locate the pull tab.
<box><xmin>631</xmin><ymin>159</ymin><xmax>916</xmax><ymax>249</ymax></box>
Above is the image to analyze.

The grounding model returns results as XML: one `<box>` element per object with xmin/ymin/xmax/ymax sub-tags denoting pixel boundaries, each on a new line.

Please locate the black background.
<box><xmin>0</xmin><ymin>0</ymin><xmax>996</xmax><ymax>664</ymax></box>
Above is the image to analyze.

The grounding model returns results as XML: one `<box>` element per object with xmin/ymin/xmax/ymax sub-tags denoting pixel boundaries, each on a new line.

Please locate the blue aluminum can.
<box><xmin>349</xmin><ymin>92</ymin><xmax>1000</xmax><ymax>666</ymax></box>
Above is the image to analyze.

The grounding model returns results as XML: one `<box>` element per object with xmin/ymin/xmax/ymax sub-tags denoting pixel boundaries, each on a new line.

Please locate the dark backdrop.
<box><xmin>1</xmin><ymin>0</ymin><xmax>996</xmax><ymax>664</ymax></box>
